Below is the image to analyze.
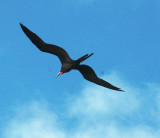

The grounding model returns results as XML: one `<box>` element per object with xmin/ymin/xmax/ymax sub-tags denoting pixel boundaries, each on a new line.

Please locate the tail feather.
<box><xmin>77</xmin><ymin>53</ymin><xmax>94</xmax><ymax>63</ymax></box>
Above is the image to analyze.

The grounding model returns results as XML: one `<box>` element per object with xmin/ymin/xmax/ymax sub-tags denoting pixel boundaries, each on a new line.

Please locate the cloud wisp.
<box><xmin>3</xmin><ymin>101</ymin><xmax>66</xmax><ymax>138</ymax></box>
<box><xmin>3</xmin><ymin>71</ymin><xmax>160</xmax><ymax>138</ymax></box>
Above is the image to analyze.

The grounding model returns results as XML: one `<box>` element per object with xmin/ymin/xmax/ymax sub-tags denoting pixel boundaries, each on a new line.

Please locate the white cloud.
<box><xmin>71</xmin><ymin>125</ymin><xmax>160</xmax><ymax>138</ymax></box>
<box><xmin>69</xmin><ymin>72</ymin><xmax>141</xmax><ymax>118</ymax></box>
<box><xmin>3</xmin><ymin>71</ymin><xmax>160</xmax><ymax>138</ymax></box>
<box><xmin>3</xmin><ymin>101</ymin><xmax>66</xmax><ymax>138</ymax></box>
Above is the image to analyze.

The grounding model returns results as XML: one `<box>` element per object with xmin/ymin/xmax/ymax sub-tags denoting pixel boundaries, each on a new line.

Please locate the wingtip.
<box><xmin>20</xmin><ymin>23</ymin><xmax>23</xmax><ymax>27</ymax></box>
<box><xmin>119</xmin><ymin>89</ymin><xmax>125</xmax><ymax>92</ymax></box>
<box><xmin>20</xmin><ymin>23</ymin><xmax>27</xmax><ymax>31</ymax></box>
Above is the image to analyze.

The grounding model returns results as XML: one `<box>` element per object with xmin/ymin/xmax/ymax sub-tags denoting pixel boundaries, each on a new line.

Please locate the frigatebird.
<box><xmin>20</xmin><ymin>23</ymin><xmax>124</xmax><ymax>92</ymax></box>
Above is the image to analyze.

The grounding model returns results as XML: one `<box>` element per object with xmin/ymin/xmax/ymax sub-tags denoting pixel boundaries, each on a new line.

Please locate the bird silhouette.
<box><xmin>20</xmin><ymin>23</ymin><xmax>124</xmax><ymax>92</ymax></box>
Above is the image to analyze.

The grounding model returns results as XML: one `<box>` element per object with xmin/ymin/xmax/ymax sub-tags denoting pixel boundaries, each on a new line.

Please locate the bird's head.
<box><xmin>56</xmin><ymin>71</ymin><xmax>63</xmax><ymax>77</ymax></box>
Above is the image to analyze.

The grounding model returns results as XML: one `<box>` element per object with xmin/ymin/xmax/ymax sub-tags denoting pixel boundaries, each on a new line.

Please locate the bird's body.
<box><xmin>20</xmin><ymin>23</ymin><xmax>124</xmax><ymax>92</ymax></box>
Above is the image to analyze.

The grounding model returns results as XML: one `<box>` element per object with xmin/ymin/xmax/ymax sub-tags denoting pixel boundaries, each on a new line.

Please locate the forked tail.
<box><xmin>77</xmin><ymin>53</ymin><xmax>94</xmax><ymax>64</ymax></box>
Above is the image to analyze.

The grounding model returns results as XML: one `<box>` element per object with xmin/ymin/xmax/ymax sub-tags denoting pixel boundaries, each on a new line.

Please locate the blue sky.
<box><xmin>0</xmin><ymin>0</ymin><xmax>160</xmax><ymax>137</ymax></box>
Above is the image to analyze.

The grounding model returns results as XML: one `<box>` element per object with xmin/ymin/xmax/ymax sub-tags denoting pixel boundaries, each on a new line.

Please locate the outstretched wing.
<box><xmin>77</xmin><ymin>65</ymin><xmax>124</xmax><ymax>91</ymax></box>
<box><xmin>20</xmin><ymin>23</ymin><xmax>72</xmax><ymax>63</ymax></box>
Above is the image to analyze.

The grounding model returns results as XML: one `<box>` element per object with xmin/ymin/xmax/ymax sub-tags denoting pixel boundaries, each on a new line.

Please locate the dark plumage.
<box><xmin>20</xmin><ymin>23</ymin><xmax>124</xmax><ymax>92</ymax></box>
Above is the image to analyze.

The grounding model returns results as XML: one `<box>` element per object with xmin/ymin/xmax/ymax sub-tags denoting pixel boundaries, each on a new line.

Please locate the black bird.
<box><xmin>20</xmin><ymin>23</ymin><xmax>124</xmax><ymax>92</ymax></box>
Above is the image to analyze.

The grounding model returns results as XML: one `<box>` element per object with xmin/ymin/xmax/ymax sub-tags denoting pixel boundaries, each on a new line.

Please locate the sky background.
<box><xmin>0</xmin><ymin>0</ymin><xmax>160</xmax><ymax>137</ymax></box>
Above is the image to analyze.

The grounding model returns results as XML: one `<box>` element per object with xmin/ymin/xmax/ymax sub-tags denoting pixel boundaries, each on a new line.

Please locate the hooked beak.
<box><xmin>56</xmin><ymin>72</ymin><xmax>63</xmax><ymax>77</ymax></box>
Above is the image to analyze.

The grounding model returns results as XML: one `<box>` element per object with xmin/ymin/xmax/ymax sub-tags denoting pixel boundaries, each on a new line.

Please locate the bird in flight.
<box><xmin>20</xmin><ymin>23</ymin><xmax>124</xmax><ymax>92</ymax></box>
